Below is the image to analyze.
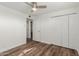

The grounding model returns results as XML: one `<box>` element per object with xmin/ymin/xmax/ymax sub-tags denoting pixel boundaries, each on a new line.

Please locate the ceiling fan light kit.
<box><xmin>25</xmin><ymin>2</ymin><xmax>47</xmax><ymax>12</ymax></box>
<box><xmin>32</xmin><ymin>7</ymin><xmax>37</xmax><ymax>11</ymax></box>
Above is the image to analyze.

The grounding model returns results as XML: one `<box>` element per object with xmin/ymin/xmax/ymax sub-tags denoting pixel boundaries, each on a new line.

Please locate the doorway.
<box><xmin>27</xmin><ymin>18</ymin><xmax>33</xmax><ymax>43</ymax></box>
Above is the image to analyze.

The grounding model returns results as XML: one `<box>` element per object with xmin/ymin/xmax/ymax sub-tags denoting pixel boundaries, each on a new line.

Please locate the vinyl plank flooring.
<box><xmin>0</xmin><ymin>41</ymin><xmax>78</xmax><ymax>56</ymax></box>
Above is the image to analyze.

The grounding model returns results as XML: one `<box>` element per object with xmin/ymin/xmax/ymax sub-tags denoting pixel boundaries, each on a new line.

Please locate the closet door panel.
<box><xmin>60</xmin><ymin>16</ymin><xmax>68</xmax><ymax>47</ymax></box>
<box><xmin>52</xmin><ymin>16</ymin><xmax>68</xmax><ymax>47</ymax></box>
<box><xmin>69</xmin><ymin>14</ymin><xmax>79</xmax><ymax>51</ymax></box>
<box><xmin>40</xmin><ymin>16</ymin><xmax>68</xmax><ymax>47</ymax></box>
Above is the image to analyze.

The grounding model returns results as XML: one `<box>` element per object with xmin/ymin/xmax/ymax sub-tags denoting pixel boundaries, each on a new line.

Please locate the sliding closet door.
<box><xmin>40</xmin><ymin>16</ymin><xmax>68</xmax><ymax>47</ymax></box>
<box><xmin>69</xmin><ymin>14</ymin><xmax>79</xmax><ymax>51</ymax></box>
<box><xmin>51</xmin><ymin>16</ymin><xmax>68</xmax><ymax>47</ymax></box>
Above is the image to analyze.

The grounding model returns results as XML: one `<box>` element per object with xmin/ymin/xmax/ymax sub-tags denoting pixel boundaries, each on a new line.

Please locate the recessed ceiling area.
<box><xmin>0</xmin><ymin>2</ymin><xmax>79</xmax><ymax>15</ymax></box>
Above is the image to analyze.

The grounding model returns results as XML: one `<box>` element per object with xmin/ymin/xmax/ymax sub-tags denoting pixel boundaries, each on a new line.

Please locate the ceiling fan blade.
<box><xmin>24</xmin><ymin>2</ymin><xmax>33</xmax><ymax>7</ymax></box>
<box><xmin>32</xmin><ymin>2</ymin><xmax>37</xmax><ymax>5</ymax></box>
<box><xmin>36</xmin><ymin>5</ymin><xmax>47</xmax><ymax>8</ymax></box>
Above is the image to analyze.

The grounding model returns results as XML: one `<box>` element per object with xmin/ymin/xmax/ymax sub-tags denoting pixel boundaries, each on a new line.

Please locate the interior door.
<box><xmin>33</xmin><ymin>19</ymin><xmax>41</xmax><ymax>41</ymax></box>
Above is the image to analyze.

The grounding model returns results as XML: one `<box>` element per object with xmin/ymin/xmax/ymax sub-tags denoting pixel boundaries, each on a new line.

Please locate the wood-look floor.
<box><xmin>0</xmin><ymin>41</ymin><xmax>78</xmax><ymax>56</ymax></box>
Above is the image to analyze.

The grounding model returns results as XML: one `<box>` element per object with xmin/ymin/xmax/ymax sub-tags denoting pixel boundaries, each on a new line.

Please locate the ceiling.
<box><xmin>0</xmin><ymin>2</ymin><xmax>32</xmax><ymax>14</ymax></box>
<box><xmin>0</xmin><ymin>2</ymin><xmax>79</xmax><ymax>16</ymax></box>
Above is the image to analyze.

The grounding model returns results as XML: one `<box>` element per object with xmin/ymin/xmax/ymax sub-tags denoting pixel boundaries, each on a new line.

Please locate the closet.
<box><xmin>33</xmin><ymin>13</ymin><xmax>79</xmax><ymax>51</ymax></box>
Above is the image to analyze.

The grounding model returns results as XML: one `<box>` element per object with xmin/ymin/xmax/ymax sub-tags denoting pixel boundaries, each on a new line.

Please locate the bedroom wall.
<box><xmin>0</xmin><ymin>5</ymin><xmax>27</xmax><ymax>52</ymax></box>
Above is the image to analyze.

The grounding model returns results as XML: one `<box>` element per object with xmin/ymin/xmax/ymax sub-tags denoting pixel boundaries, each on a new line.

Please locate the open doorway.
<box><xmin>27</xmin><ymin>16</ymin><xmax>33</xmax><ymax>43</ymax></box>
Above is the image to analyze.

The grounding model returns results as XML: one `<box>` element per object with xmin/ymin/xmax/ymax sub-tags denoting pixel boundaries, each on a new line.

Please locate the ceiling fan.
<box><xmin>25</xmin><ymin>2</ymin><xmax>47</xmax><ymax>12</ymax></box>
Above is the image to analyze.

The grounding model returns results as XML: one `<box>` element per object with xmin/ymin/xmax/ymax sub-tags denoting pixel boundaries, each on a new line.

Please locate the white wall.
<box><xmin>0</xmin><ymin>5</ymin><xmax>27</xmax><ymax>52</ymax></box>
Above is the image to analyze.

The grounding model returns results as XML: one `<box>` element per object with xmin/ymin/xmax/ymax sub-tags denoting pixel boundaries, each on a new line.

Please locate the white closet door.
<box><xmin>40</xmin><ymin>16</ymin><xmax>68</xmax><ymax>47</ymax></box>
<box><xmin>69</xmin><ymin>14</ymin><xmax>79</xmax><ymax>51</ymax></box>
<box><xmin>52</xmin><ymin>16</ymin><xmax>68</xmax><ymax>47</ymax></box>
